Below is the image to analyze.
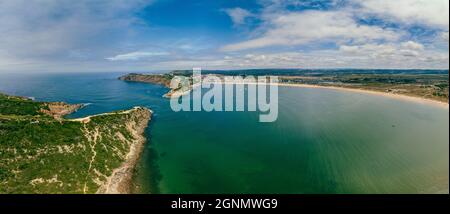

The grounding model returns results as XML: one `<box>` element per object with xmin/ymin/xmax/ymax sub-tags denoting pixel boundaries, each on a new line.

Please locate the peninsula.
<box><xmin>0</xmin><ymin>93</ymin><xmax>151</xmax><ymax>194</ymax></box>
<box><xmin>119</xmin><ymin>73</ymin><xmax>193</xmax><ymax>98</ymax></box>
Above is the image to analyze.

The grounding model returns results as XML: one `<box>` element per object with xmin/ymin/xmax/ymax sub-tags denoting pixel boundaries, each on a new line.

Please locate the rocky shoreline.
<box><xmin>67</xmin><ymin>106</ymin><xmax>153</xmax><ymax>194</ymax></box>
<box><xmin>95</xmin><ymin>107</ymin><xmax>152</xmax><ymax>194</ymax></box>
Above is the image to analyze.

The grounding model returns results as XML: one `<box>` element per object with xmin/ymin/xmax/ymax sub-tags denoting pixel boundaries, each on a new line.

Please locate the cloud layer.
<box><xmin>219</xmin><ymin>0</ymin><xmax>449</xmax><ymax>69</ymax></box>
<box><xmin>106</xmin><ymin>51</ymin><xmax>169</xmax><ymax>61</ymax></box>
<box><xmin>0</xmin><ymin>0</ymin><xmax>448</xmax><ymax>72</ymax></box>
<box><xmin>221</xmin><ymin>10</ymin><xmax>400</xmax><ymax>51</ymax></box>
<box><xmin>0</xmin><ymin>0</ymin><xmax>152</xmax><ymax>71</ymax></box>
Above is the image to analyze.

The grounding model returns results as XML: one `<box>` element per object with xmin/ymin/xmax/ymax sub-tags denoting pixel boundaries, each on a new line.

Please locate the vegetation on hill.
<box><xmin>0</xmin><ymin>93</ymin><xmax>151</xmax><ymax>193</ymax></box>
<box><xmin>119</xmin><ymin>73</ymin><xmax>174</xmax><ymax>87</ymax></box>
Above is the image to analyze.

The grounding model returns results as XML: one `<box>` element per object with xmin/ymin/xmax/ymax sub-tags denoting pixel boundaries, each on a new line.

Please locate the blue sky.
<box><xmin>0</xmin><ymin>0</ymin><xmax>448</xmax><ymax>72</ymax></box>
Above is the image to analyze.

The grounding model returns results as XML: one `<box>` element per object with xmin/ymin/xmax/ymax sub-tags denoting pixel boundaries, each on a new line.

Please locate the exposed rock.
<box><xmin>40</xmin><ymin>102</ymin><xmax>84</xmax><ymax>119</ymax></box>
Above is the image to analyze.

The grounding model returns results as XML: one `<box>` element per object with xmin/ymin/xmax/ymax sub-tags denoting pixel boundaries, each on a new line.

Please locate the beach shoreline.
<box><xmin>275</xmin><ymin>83</ymin><xmax>449</xmax><ymax>109</ymax></box>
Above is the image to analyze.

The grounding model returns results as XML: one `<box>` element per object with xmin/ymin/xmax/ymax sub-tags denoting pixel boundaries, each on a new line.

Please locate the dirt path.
<box><xmin>68</xmin><ymin>108</ymin><xmax>136</xmax><ymax>123</ymax></box>
<box><xmin>82</xmin><ymin>126</ymin><xmax>100</xmax><ymax>194</ymax></box>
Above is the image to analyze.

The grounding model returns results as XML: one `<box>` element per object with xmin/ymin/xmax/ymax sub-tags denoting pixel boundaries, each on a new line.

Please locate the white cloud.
<box><xmin>337</xmin><ymin>40</ymin><xmax>447</xmax><ymax>62</ymax></box>
<box><xmin>401</xmin><ymin>41</ymin><xmax>424</xmax><ymax>50</ymax></box>
<box><xmin>340</xmin><ymin>44</ymin><xmax>398</xmax><ymax>57</ymax></box>
<box><xmin>106</xmin><ymin>51</ymin><xmax>169</xmax><ymax>61</ymax></box>
<box><xmin>356</xmin><ymin>0</ymin><xmax>449</xmax><ymax>29</ymax></box>
<box><xmin>224</xmin><ymin>8</ymin><xmax>254</xmax><ymax>25</ymax></box>
<box><xmin>221</xmin><ymin>10</ymin><xmax>400</xmax><ymax>51</ymax></box>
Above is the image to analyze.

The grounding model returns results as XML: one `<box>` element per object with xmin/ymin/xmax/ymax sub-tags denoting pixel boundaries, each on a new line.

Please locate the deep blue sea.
<box><xmin>0</xmin><ymin>72</ymin><xmax>448</xmax><ymax>193</ymax></box>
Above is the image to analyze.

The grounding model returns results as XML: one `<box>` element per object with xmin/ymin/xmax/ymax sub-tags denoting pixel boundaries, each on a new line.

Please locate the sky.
<box><xmin>0</xmin><ymin>0</ymin><xmax>448</xmax><ymax>72</ymax></box>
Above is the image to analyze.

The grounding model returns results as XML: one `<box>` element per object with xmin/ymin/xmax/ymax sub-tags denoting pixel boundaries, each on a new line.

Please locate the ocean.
<box><xmin>0</xmin><ymin>72</ymin><xmax>448</xmax><ymax>193</ymax></box>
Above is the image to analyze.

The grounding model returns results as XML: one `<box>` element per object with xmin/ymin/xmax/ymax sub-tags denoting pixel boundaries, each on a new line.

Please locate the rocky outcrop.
<box><xmin>40</xmin><ymin>102</ymin><xmax>84</xmax><ymax>119</ymax></box>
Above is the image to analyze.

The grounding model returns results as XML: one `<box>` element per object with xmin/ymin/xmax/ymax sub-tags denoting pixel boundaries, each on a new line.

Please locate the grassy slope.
<box><xmin>0</xmin><ymin>94</ymin><xmax>150</xmax><ymax>193</ymax></box>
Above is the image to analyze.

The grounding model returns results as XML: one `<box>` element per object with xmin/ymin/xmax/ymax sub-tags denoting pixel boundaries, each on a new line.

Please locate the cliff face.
<box><xmin>0</xmin><ymin>93</ymin><xmax>152</xmax><ymax>194</ymax></box>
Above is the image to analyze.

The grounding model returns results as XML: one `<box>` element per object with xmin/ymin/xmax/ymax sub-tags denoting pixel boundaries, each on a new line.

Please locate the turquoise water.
<box><xmin>0</xmin><ymin>72</ymin><xmax>448</xmax><ymax>193</ymax></box>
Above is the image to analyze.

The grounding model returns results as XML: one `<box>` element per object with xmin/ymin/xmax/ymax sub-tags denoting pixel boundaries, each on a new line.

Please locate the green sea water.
<box><xmin>135</xmin><ymin>86</ymin><xmax>449</xmax><ymax>194</ymax></box>
<box><xmin>0</xmin><ymin>73</ymin><xmax>447</xmax><ymax>194</ymax></box>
